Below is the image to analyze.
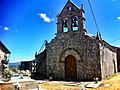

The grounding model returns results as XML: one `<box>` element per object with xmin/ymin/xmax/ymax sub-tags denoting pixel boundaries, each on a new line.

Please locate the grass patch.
<box><xmin>39</xmin><ymin>81</ymin><xmax>81</xmax><ymax>90</ymax></box>
<box><xmin>39</xmin><ymin>73</ymin><xmax>120</xmax><ymax>90</ymax></box>
<box><xmin>105</xmin><ymin>73</ymin><xmax>119</xmax><ymax>80</ymax></box>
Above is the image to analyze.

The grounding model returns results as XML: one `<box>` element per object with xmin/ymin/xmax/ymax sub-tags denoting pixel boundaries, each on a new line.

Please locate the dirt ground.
<box><xmin>0</xmin><ymin>73</ymin><xmax>120</xmax><ymax>90</ymax></box>
<box><xmin>39</xmin><ymin>73</ymin><xmax>120</xmax><ymax>90</ymax></box>
<box><xmin>39</xmin><ymin>81</ymin><xmax>81</xmax><ymax>90</ymax></box>
<box><xmin>0</xmin><ymin>83</ymin><xmax>15</xmax><ymax>90</ymax></box>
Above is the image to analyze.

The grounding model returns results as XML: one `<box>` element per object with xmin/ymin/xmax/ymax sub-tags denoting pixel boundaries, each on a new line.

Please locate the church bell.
<box><xmin>72</xmin><ymin>17</ymin><xmax>77</xmax><ymax>27</ymax></box>
<box><xmin>64</xmin><ymin>20</ymin><xmax>68</xmax><ymax>27</ymax></box>
<box><xmin>73</xmin><ymin>22</ymin><xmax>77</xmax><ymax>27</ymax></box>
<box><xmin>73</xmin><ymin>17</ymin><xmax>77</xmax><ymax>27</ymax></box>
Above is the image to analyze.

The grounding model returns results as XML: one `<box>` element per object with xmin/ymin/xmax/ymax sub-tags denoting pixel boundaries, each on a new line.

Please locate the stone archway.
<box><xmin>60</xmin><ymin>48</ymin><xmax>81</xmax><ymax>80</ymax></box>
<box><xmin>60</xmin><ymin>48</ymin><xmax>81</xmax><ymax>62</ymax></box>
<box><xmin>65</xmin><ymin>55</ymin><xmax>77</xmax><ymax>80</ymax></box>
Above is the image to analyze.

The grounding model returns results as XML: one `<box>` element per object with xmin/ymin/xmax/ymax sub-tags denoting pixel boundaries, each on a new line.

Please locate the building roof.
<box><xmin>0</xmin><ymin>41</ymin><xmax>11</xmax><ymax>54</ymax></box>
<box><xmin>59</xmin><ymin>0</ymin><xmax>80</xmax><ymax>15</ymax></box>
<box><xmin>102</xmin><ymin>40</ymin><xmax>117</xmax><ymax>52</ymax></box>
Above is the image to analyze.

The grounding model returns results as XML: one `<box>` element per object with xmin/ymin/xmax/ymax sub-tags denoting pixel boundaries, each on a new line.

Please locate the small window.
<box><xmin>68</xmin><ymin>6</ymin><xmax>72</xmax><ymax>11</ymax></box>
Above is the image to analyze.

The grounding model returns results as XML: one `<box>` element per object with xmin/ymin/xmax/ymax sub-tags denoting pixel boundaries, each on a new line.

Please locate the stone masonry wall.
<box><xmin>46</xmin><ymin>30</ymin><xmax>101</xmax><ymax>80</ymax></box>
<box><xmin>99</xmin><ymin>42</ymin><xmax>117</xmax><ymax>79</ymax></box>
<box><xmin>117</xmin><ymin>48</ymin><xmax>120</xmax><ymax>72</ymax></box>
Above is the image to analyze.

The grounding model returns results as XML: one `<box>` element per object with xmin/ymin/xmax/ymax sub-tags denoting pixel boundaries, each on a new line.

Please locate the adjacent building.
<box><xmin>0</xmin><ymin>41</ymin><xmax>11</xmax><ymax>75</ymax></box>
<box><xmin>20</xmin><ymin>61</ymin><xmax>33</xmax><ymax>71</ymax></box>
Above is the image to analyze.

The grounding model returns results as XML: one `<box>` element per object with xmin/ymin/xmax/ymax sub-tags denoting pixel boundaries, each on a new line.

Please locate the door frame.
<box><xmin>65</xmin><ymin>55</ymin><xmax>77</xmax><ymax>80</ymax></box>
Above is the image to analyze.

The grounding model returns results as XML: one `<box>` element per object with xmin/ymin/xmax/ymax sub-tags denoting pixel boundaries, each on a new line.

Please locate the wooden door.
<box><xmin>65</xmin><ymin>55</ymin><xmax>77</xmax><ymax>80</ymax></box>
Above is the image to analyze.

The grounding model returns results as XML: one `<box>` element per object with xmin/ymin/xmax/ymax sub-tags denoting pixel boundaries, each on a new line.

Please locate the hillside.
<box><xmin>9</xmin><ymin>62</ymin><xmax>20</xmax><ymax>67</ymax></box>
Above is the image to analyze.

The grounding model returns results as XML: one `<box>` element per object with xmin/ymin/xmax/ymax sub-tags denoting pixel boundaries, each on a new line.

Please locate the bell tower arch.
<box><xmin>56</xmin><ymin>0</ymin><xmax>86</xmax><ymax>35</ymax></box>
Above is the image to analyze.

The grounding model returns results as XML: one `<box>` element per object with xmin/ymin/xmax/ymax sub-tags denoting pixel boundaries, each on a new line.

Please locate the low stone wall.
<box><xmin>0</xmin><ymin>80</ymin><xmax>39</xmax><ymax>90</ymax></box>
<box><xmin>0</xmin><ymin>82</ymin><xmax>15</xmax><ymax>90</ymax></box>
<box><xmin>20</xmin><ymin>81</ymin><xmax>39</xmax><ymax>90</ymax></box>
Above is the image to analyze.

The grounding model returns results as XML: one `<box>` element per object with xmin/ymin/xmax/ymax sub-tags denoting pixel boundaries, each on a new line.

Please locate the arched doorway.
<box><xmin>65</xmin><ymin>55</ymin><xmax>77</xmax><ymax>80</ymax></box>
<box><xmin>113</xmin><ymin>59</ymin><xmax>116</xmax><ymax>73</ymax></box>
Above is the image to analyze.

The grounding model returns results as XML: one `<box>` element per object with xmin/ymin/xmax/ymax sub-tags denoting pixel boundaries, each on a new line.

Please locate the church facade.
<box><xmin>34</xmin><ymin>0</ymin><xmax>118</xmax><ymax>81</ymax></box>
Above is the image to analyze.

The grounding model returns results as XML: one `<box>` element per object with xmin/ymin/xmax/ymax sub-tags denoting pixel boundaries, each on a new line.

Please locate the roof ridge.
<box><xmin>0</xmin><ymin>41</ymin><xmax>11</xmax><ymax>54</ymax></box>
<box><xmin>69</xmin><ymin>0</ymin><xmax>80</xmax><ymax>9</ymax></box>
<box><xmin>59</xmin><ymin>0</ymin><xmax>80</xmax><ymax>15</ymax></box>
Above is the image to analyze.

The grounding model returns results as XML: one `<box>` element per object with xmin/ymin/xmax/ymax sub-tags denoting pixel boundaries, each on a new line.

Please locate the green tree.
<box><xmin>2</xmin><ymin>68</ymin><xmax>12</xmax><ymax>81</ymax></box>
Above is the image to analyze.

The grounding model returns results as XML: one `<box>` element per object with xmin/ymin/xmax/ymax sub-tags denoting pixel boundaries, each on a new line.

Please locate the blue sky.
<box><xmin>0</xmin><ymin>0</ymin><xmax>120</xmax><ymax>62</ymax></box>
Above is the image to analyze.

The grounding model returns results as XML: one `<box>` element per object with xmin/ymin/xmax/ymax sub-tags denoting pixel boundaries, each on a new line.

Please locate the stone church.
<box><xmin>33</xmin><ymin>0</ymin><xmax>118</xmax><ymax>81</ymax></box>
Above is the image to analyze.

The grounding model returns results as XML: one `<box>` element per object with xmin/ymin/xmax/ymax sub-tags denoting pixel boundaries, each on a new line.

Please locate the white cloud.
<box><xmin>49</xmin><ymin>11</ymin><xmax>51</xmax><ymax>14</ymax></box>
<box><xmin>117</xmin><ymin>16</ymin><xmax>120</xmax><ymax>21</ymax></box>
<box><xmin>4</xmin><ymin>27</ymin><xmax>9</xmax><ymax>31</ymax></box>
<box><xmin>0</xmin><ymin>26</ymin><xmax>9</xmax><ymax>31</ymax></box>
<box><xmin>114</xmin><ymin>16</ymin><xmax>120</xmax><ymax>22</ymax></box>
<box><xmin>0</xmin><ymin>26</ymin><xmax>19</xmax><ymax>32</ymax></box>
<box><xmin>52</xmin><ymin>18</ymin><xmax>55</xmax><ymax>21</ymax></box>
<box><xmin>15</xmin><ymin>29</ymin><xmax>18</xmax><ymax>32</ymax></box>
<box><xmin>38</xmin><ymin>13</ymin><xmax>54</xmax><ymax>23</ymax></box>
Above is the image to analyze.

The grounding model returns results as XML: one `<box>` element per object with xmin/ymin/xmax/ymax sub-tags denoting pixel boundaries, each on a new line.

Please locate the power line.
<box><xmin>110</xmin><ymin>38</ymin><xmax>120</xmax><ymax>43</ymax></box>
<box><xmin>87</xmin><ymin>0</ymin><xmax>120</xmax><ymax>43</ymax></box>
<box><xmin>87</xmin><ymin>0</ymin><xmax>100</xmax><ymax>33</ymax></box>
